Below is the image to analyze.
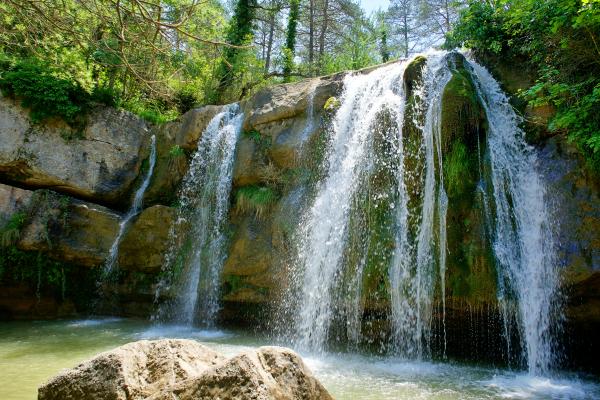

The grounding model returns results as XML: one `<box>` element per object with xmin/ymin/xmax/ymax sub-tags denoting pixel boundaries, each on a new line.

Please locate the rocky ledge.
<box><xmin>38</xmin><ymin>339</ymin><xmax>332</xmax><ymax>400</ymax></box>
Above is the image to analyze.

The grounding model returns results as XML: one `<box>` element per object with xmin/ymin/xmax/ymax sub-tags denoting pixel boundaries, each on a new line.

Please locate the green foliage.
<box><xmin>0</xmin><ymin>60</ymin><xmax>90</xmax><ymax>127</ymax></box>
<box><xmin>0</xmin><ymin>246</ymin><xmax>97</xmax><ymax>304</ymax></box>
<box><xmin>0</xmin><ymin>212</ymin><xmax>26</xmax><ymax>248</ymax></box>
<box><xmin>283</xmin><ymin>0</ymin><xmax>300</xmax><ymax>81</ymax></box>
<box><xmin>323</xmin><ymin>96</ymin><xmax>341</xmax><ymax>111</ymax></box>
<box><xmin>169</xmin><ymin>145</ymin><xmax>186</xmax><ymax>158</ymax></box>
<box><xmin>122</xmin><ymin>97</ymin><xmax>179</xmax><ymax>124</ymax></box>
<box><xmin>243</xmin><ymin>129</ymin><xmax>272</xmax><ymax>153</ymax></box>
<box><xmin>235</xmin><ymin>185</ymin><xmax>279</xmax><ymax>219</ymax></box>
<box><xmin>0</xmin><ymin>206</ymin><xmax>96</xmax><ymax>304</ymax></box>
<box><xmin>214</xmin><ymin>0</ymin><xmax>257</xmax><ymax>100</ymax></box>
<box><xmin>447</xmin><ymin>0</ymin><xmax>600</xmax><ymax>171</ymax></box>
<box><xmin>173</xmin><ymin>88</ymin><xmax>199</xmax><ymax>114</ymax></box>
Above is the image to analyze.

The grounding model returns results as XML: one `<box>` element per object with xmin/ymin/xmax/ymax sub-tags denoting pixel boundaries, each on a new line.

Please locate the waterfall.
<box><xmin>284</xmin><ymin>52</ymin><xmax>560</xmax><ymax>372</ymax></box>
<box><xmin>291</xmin><ymin>62</ymin><xmax>407</xmax><ymax>353</ymax></box>
<box><xmin>389</xmin><ymin>53</ymin><xmax>451</xmax><ymax>359</ymax></box>
<box><xmin>102</xmin><ymin>134</ymin><xmax>157</xmax><ymax>278</ymax></box>
<box><xmin>469</xmin><ymin>60</ymin><xmax>561</xmax><ymax>374</ymax></box>
<box><xmin>155</xmin><ymin>104</ymin><xmax>243</xmax><ymax>327</ymax></box>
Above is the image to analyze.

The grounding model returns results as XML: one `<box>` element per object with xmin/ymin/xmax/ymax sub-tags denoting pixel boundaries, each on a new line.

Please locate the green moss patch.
<box><xmin>235</xmin><ymin>185</ymin><xmax>279</xmax><ymax>219</ymax></box>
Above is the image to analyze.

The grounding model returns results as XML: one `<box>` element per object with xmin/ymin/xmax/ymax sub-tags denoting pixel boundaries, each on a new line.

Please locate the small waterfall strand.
<box><xmin>469</xmin><ymin>59</ymin><xmax>561</xmax><ymax>375</ymax></box>
<box><xmin>154</xmin><ymin>104</ymin><xmax>243</xmax><ymax>327</ymax></box>
<box><xmin>102</xmin><ymin>134</ymin><xmax>157</xmax><ymax>278</ymax></box>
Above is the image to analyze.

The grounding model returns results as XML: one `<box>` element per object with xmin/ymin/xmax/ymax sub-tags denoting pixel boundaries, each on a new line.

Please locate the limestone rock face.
<box><xmin>0</xmin><ymin>183</ymin><xmax>33</xmax><ymax>221</ymax></box>
<box><xmin>141</xmin><ymin>106</ymin><xmax>223</xmax><ymax>206</ymax></box>
<box><xmin>242</xmin><ymin>75</ymin><xmax>341</xmax><ymax>131</ymax></box>
<box><xmin>118</xmin><ymin>205</ymin><xmax>175</xmax><ymax>273</ymax></box>
<box><xmin>0</xmin><ymin>97</ymin><xmax>149</xmax><ymax>207</ymax></box>
<box><xmin>38</xmin><ymin>341</ymin><xmax>332</xmax><ymax>400</ymax></box>
<box><xmin>2</xmin><ymin>184</ymin><xmax>175</xmax><ymax>270</ymax></box>
<box><xmin>38</xmin><ymin>339</ymin><xmax>226</xmax><ymax>400</ymax></box>
<box><xmin>160</xmin><ymin>346</ymin><xmax>333</xmax><ymax>400</ymax></box>
<box><xmin>17</xmin><ymin>195</ymin><xmax>120</xmax><ymax>267</ymax></box>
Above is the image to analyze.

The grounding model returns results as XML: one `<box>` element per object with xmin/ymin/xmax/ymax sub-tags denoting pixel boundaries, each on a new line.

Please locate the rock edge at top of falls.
<box><xmin>37</xmin><ymin>339</ymin><xmax>333</xmax><ymax>400</ymax></box>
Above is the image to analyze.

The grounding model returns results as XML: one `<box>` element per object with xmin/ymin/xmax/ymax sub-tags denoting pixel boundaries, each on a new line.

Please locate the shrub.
<box><xmin>235</xmin><ymin>185</ymin><xmax>279</xmax><ymax>219</ymax></box>
<box><xmin>0</xmin><ymin>60</ymin><xmax>89</xmax><ymax>127</ymax></box>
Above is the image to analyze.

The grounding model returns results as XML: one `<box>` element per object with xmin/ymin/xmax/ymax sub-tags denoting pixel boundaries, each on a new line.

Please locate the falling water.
<box><xmin>102</xmin><ymin>134</ymin><xmax>157</xmax><ymax>277</ymax></box>
<box><xmin>469</xmin><ymin>60</ymin><xmax>561</xmax><ymax>375</ymax></box>
<box><xmin>156</xmin><ymin>104</ymin><xmax>243</xmax><ymax>327</ymax></box>
<box><xmin>389</xmin><ymin>53</ymin><xmax>451</xmax><ymax>359</ymax></box>
<box><xmin>291</xmin><ymin>62</ymin><xmax>407</xmax><ymax>353</ymax></box>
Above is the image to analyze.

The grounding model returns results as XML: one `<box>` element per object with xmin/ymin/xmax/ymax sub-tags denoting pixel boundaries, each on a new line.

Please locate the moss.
<box><xmin>438</xmin><ymin>54</ymin><xmax>498</xmax><ymax>305</ymax></box>
<box><xmin>443</xmin><ymin>141</ymin><xmax>478</xmax><ymax>199</ymax></box>
<box><xmin>404</xmin><ymin>55</ymin><xmax>427</xmax><ymax>97</ymax></box>
<box><xmin>402</xmin><ymin>59</ymin><xmax>427</xmax><ymax>243</ymax></box>
<box><xmin>169</xmin><ymin>145</ymin><xmax>185</xmax><ymax>158</ymax></box>
<box><xmin>234</xmin><ymin>185</ymin><xmax>279</xmax><ymax>219</ymax></box>
<box><xmin>0</xmin><ymin>212</ymin><xmax>26</xmax><ymax>247</ymax></box>
<box><xmin>440</xmin><ymin>56</ymin><xmax>485</xmax><ymax>155</ymax></box>
<box><xmin>323</xmin><ymin>96</ymin><xmax>341</xmax><ymax>112</ymax></box>
<box><xmin>0</xmin><ymin>246</ymin><xmax>98</xmax><ymax>307</ymax></box>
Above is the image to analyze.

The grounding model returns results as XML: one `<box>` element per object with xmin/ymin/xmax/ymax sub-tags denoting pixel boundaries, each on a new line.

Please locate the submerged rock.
<box><xmin>38</xmin><ymin>340</ymin><xmax>332</xmax><ymax>400</ymax></box>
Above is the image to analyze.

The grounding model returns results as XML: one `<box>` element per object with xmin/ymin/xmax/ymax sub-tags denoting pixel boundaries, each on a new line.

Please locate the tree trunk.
<box><xmin>308</xmin><ymin>0</ymin><xmax>315</xmax><ymax>75</ymax></box>
<box><xmin>264</xmin><ymin>2</ymin><xmax>276</xmax><ymax>73</ymax></box>
<box><xmin>318</xmin><ymin>0</ymin><xmax>329</xmax><ymax>73</ymax></box>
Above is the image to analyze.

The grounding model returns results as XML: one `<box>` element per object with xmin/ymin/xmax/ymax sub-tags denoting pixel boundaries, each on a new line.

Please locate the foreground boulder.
<box><xmin>38</xmin><ymin>340</ymin><xmax>332</xmax><ymax>400</ymax></box>
<box><xmin>38</xmin><ymin>339</ymin><xmax>227</xmax><ymax>400</ymax></box>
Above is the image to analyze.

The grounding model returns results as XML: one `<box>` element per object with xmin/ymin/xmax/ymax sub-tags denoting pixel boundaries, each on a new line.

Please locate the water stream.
<box><xmin>101</xmin><ymin>134</ymin><xmax>157</xmax><ymax>278</ymax></box>
<box><xmin>154</xmin><ymin>104</ymin><xmax>243</xmax><ymax>327</ymax></box>
<box><xmin>290</xmin><ymin>61</ymin><xmax>408</xmax><ymax>353</ymax></box>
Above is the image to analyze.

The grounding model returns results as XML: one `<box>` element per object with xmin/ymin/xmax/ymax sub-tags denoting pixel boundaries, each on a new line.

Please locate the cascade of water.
<box><xmin>468</xmin><ymin>60</ymin><xmax>561</xmax><ymax>374</ymax></box>
<box><xmin>102</xmin><ymin>134</ymin><xmax>157</xmax><ymax>277</ymax></box>
<box><xmin>299</xmin><ymin>89</ymin><xmax>317</xmax><ymax>144</ymax></box>
<box><xmin>156</xmin><ymin>104</ymin><xmax>243</xmax><ymax>327</ymax></box>
<box><xmin>291</xmin><ymin>62</ymin><xmax>408</xmax><ymax>353</ymax></box>
<box><xmin>389</xmin><ymin>53</ymin><xmax>451</xmax><ymax>359</ymax></box>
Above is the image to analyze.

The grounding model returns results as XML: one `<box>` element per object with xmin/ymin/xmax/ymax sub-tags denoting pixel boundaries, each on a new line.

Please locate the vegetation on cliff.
<box><xmin>446</xmin><ymin>0</ymin><xmax>600</xmax><ymax>171</ymax></box>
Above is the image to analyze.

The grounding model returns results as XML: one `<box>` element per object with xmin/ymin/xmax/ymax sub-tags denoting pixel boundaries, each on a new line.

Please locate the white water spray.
<box><xmin>469</xmin><ymin>60</ymin><xmax>561</xmax><ymax>374</ymax></box>
<box><xmin>156</xmin><ymin>104</ymin><xmax>243</xmax><ymax>327</ymax></box>
<box><xmin>389</xmin><ymin>53</ymin><xmax>451</xmax><ymax>359</ymax></box>
<box><xmin>292</xmin><ymin>62</ymin><xmax>407</xmax><ymax>353</ymax></box>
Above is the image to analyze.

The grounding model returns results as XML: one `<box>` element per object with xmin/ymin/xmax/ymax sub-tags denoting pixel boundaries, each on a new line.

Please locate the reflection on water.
<box><xmin>0</xmin><ymin>319</ymin><xmax>597</xmax><ymax>400</ymax></box>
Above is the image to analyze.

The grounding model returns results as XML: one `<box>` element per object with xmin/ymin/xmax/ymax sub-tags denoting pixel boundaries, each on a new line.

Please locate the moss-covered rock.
<box><xmin>402</xmin><ymin>55</ymin><xmax>427</xmax><ymax>245</ymax></box>
<box><xmin>439</xmin><ymin>53</ymin><xmax>497</xmax><ymax>304</ymax></box>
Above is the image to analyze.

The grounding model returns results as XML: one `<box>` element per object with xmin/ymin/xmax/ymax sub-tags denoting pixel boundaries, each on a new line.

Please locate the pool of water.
<box><xmin>0</xmin><ymin>318</ymin><xmax>598</xmax><ymax>399</ymax></box>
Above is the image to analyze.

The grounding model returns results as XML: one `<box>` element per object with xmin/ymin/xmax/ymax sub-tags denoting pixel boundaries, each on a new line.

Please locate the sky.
<box><xmin>359</xmin><ymin>0</ymin><xmax>390</xmax><ymax>14</ymax></box>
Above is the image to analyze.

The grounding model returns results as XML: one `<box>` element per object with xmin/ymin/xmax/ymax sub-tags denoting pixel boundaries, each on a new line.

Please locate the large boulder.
<box><xmin>38</xmin><ymin>339</ymin><xmax>226</xmax><ymax>400</ymax></box>
<box><xmin>0</xmin><ymin>96</ymin><xmax>149</xmax><ymax>207</ymax></box>
<box><xmin>158</xmin><ymin>346</ymin><xmax>333</xmax><ymax>400</ymax></box>
<box><xmin>38</xmin><ymin>341</ymin><xmax>332</xmax><ymax>400</ymax></box>
<box><xmin>242</xmin><ymin>76</ymin><xmax>341</xmax><ymax>131</ymax></box>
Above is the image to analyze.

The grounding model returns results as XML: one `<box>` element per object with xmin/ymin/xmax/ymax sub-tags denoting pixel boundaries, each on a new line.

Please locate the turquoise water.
<box><xmin>0</xmin><ymin>318</ymin><xmax>598</xmax><ymax>399</ymax></box>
